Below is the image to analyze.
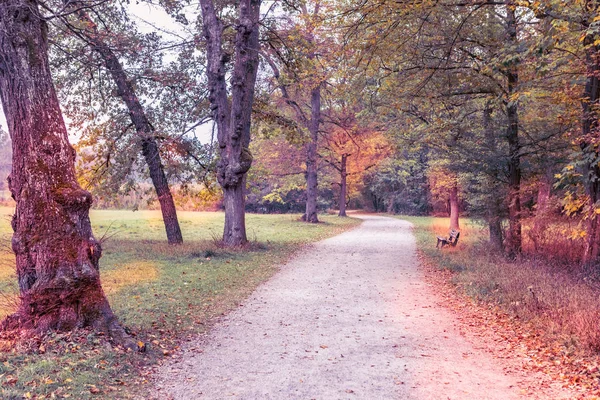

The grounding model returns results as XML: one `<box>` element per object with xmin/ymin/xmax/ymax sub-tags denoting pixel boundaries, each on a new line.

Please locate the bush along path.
<box><xmin>156</xmin><ymin>215</ymin><xmax>579</xmax><ymax>399</ymax></box>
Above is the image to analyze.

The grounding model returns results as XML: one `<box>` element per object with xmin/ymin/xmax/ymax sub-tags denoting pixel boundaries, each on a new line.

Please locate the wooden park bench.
<box><xmin>436</xmin><ymin>229</ymin><xmax>460</xmax><ymax>249</ymax></box>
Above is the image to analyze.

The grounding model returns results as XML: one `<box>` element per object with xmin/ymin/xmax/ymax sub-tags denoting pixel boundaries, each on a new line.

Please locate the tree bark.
<box><xmin>0</xmin><ymin>0</ymin><xmax>132</xmax><ymax>346</ymax></box>
<box><xmin>67</xmin><ymin>8</ymin><xmax>183</xmax><ymax>245</ymax></box>
<box><xmin>505</xmin><ymin>5</ymin><xmax>522</xmax><ymax>257</ymax></box>
<box><xmin>483</xmin><ymin>103</ymin><xmax>505</xmax><ymax>250</ymax></box>
<box><xmin>304</xmin><ymin>85</ymin><xmax>321</xmax><ymax>223</ymax></box>
<box><xmin>581</xmin><ymin>40</ymin><xmax>600</xmax><ymax>264</ymax></box>
<box><xmin>200</xmin><ymin>0</ymin><xmax>261</xmax><ymax>245</ymax></box>
<box><xmin>449</xmin><ymin>183</ymin><xmax>460</xmax><ymax>231</ymax></box>
<box><xmin>531</xmin><ymin>170</ymin><xmax>552</xmax><ymax>251</ymax></box>
<box><xmin>387</xmin><ymin>194</ymin><xmax>395</xmax><ymax>214</ymax></box>
<box><xmin>489</xmin><ymin>218</ymin><xmax>504</xmax><ymax>250</ymax></box>
<box><xmin>338</xmin><ymin>153</ymin><xmax>348</xmax><ymax>217</ymax></box>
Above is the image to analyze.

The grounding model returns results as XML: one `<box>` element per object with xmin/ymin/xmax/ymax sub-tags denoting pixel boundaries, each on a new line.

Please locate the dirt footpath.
<box><xmin>156</xmin><ymin>215</ymin><xmax>571</xmax><ymax>399</ymax></box>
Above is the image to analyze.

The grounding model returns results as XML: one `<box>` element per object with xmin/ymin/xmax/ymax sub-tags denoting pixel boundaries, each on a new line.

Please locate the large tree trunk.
<box><xmin>69</xmin><ymin>9</ymin><xmax>183</xmax><ymax>245</ymax></box>
<box><xmin>304</xmin><ymin>85</ymin><xmax>321</xmax><ymax>223</ymax></box>
<box><xmin>338</xmin><ymin>154</ymin><xmax>348</xmax><ymax>217</ymax></box>
<box><xmin>0</xmin><ymin>0</ymin><xmax>132</xmax><ymax>346</ymax></box>
<box><xmin>449</xmin><ymin>183</ymin><xmax>460</xmax><ymax>231</ymax></box>
<box><xmin>222</xmin><ymin>177</ymin><xmax>248</xmax><ymax>245</ymax></box>
<box><xmin>581</xmin><ymin>40</ymin><xmax>600</xmax><ymax>264</ymax></box>
<box><xmin>200</xmin><ymin>0</ymin><xmax>260</xmax><ymax>246</ymax></box>
<box><xmin>505</xmin><ymin>6</ymin><xmax>522</xmax><ymax>257</ymax></box>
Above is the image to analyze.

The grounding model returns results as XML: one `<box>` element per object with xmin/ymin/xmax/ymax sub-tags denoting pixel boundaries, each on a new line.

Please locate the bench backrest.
<box><xmin>451</xmin><ymin>231</ymin><xmax>460</xmax><ymax>246</ymax></box>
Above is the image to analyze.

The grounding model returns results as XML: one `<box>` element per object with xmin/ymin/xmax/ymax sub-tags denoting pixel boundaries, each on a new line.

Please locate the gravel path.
<box><xmin>157</xmin><ymin>215</ymin><xmax>533</xmax><ymax>399</ymax></box>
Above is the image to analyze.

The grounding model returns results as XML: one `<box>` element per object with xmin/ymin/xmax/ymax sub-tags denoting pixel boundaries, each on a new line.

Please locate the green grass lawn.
<box><xmin>0</xmin><ymin>208</ymin><xmax>360</xmax><ymax>400</ymax></box>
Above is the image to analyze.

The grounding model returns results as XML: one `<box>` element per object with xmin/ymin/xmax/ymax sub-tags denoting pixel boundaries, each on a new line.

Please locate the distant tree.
<box><xmin>0</xmin><ymin>0</ymin><xmax>133</xmax><ymax>346</ymax></box>
<box><xmin>320</xmin><ymin>118</ymin><xmax>389</xmax><ymax>217</ymax></box>
<box><xmin>262</xmin><ymin>0</ymin><xmax>338</xmax><ymax>223</ymax></box>
<box><xmin>427</xmin><ymin>162</ymin><xmax>461</xmax><ymax>230</ymax></box>
<box><xmin>246</xmin><ymin>130</ymin><xmax>307</xmax><ymax>213</ymax></box>
<box><xmin>364</xmin><ymin>148</ymin><xmax>431</xmax><ymax>215</ymax></box>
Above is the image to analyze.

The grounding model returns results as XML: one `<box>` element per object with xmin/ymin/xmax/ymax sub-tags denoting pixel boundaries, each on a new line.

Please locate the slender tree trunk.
<box><xmin>69</xmin><ymin>9</ymin><xmax>183</xmax><ymax>245</ymax></box>
<box><xmin>449</xmin><ymin>183</ymin><xmax>460</xmax><ymax>231</ymax></box>
<box><xmin>581</xmin><ymin>40</ymin><xmax>600</xmax><ymax>264</ymax></box>
<box><xmin>536</xmin><ymin>173</ymin><xmax>552</xmax><ymax>212</ymax></box>
<box><xmin>338</xmin><ymin>154</ymin><xmax>348</xmax><ymax>217</ymax></box>
<box><xmin>505</xmin><ymin>6</ymin><xmax>522</xmax><ymax>256</ymax></box>
<box><xmin>0</xmin><ymin>0</ymin><xmax>132</xmax><ymax>346</ymax></box>
<box><xmin>141</xmin><ymin>138</ymin><xmax>183</xmax><ymax>243</ymax></box>
<box><xmin>489</xmin><ymin>218</ymin><xmax>504</xmax><ymax>250</ymax></box>
<box><xmin>304</xmin><ymin>84</ymin><xmax>321</xmax><ymax>223</ymax></box>
<box><xmin>483</xmin><ymin>103</ymin><xmax>505</xmax><ymax>250</ymax></box>
<box><xmin>531</xmin><ymin>170</ymin><xmax>552</xmax><ymax>251</ymax></box>
<box><xmin>200</xmin><ymin>0</ymin><xmax>261</xmax><ymax>246</ymax></box>
<box><xmin>387</xmin><ymin>194</ymin><xmax>395</xmax><ymax>213</ymax></box>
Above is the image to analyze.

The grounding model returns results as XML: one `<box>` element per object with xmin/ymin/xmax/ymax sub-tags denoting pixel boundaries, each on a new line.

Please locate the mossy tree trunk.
<box><xmin>0</xmin><ymin>0</ymin><xmax>132</xmax><ymax>346</ymax></box>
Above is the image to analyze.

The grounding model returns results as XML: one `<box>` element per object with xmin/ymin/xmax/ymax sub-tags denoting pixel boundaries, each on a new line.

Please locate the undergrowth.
<box><xmin>404</xmin><ymin>216</ymin><xmax>600</xmax><ymax>352</ymax></box>
<box><xmin>402</xmin><ymin>216</ymin><xmax>600</xmax><ymax>396</ymax></box>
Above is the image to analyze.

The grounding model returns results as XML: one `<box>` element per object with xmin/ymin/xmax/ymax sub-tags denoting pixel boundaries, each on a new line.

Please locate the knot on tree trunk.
<box><xmin>217</xmin><ymin>148</ymin><xmax>253</xmax><ymax>188</ymax></box>
<box><xmin>52</xmin><ymin>186</ymin><xmax>93</xmax><ymax>211</ymax></box>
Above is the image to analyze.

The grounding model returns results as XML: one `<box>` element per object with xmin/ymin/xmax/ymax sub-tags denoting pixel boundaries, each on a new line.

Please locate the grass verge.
<box><xmin>0</xmin><ymin>209</ymin><xmax>360</xmax><ymax>399</ymax></box>
<box><xmin>402</xmin><ymin>215</ymin><xmax>600</xmax><ymax>398</ymax></box>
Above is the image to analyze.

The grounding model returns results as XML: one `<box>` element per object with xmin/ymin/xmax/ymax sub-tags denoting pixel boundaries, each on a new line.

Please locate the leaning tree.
<box><xmin>56</xmin><ymin>2</ymin><xmax>184</xmax><ymax>244</ymax></box>
<box><xmin>0</xmin><ymin>0</ymin><xmax>133</xmax><ymax>347</ymax></box>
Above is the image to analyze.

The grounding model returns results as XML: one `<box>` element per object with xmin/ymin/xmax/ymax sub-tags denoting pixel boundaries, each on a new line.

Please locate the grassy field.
<box><xmin>0</xmin><ymin>208</ymin><xmax>360</xmax><ymax>399</ymax></box>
